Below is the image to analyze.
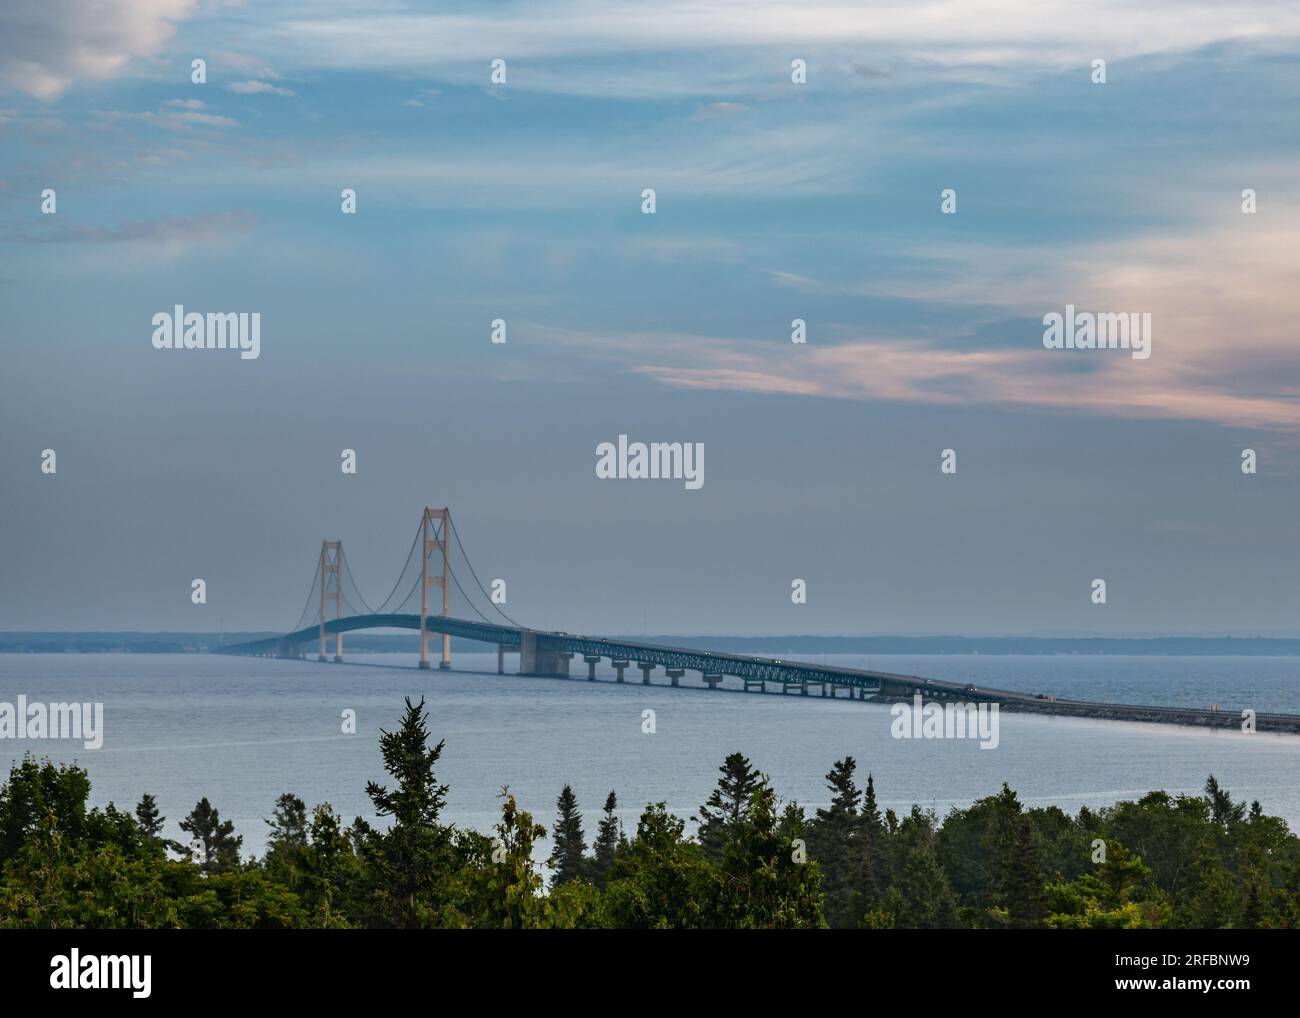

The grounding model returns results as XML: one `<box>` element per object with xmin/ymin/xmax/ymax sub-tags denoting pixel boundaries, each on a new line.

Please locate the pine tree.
<box><xmin>266</xmin><ymin>793</ymin><xmax>309</xmax><ymax>850</ymax></box>
<box><xmin>363</xmin><ymin>696</ymin><xmax>454</xmax><ymax>926</ymax></box>
<box><xmin>860</xmin><ymin>772</ymin><xmax>886</xmax><ymax>903</ymax></box>
<box><xmin>887</xmin><ymin>807</ymin><xmax>958</xmax><ymax>928</ymax></box>
<box><xmin>134</xmin><ymin>793</ymin><xmax>164</xmax><ymax>839</ymax></box>
<box><xmin>550</xmin><ymin>784</ymin><xmax>587</xmax><ymax>886</ymax></box>
<box><xmin>1204</xmin><ymin>775</ymin><xmax>1246</xmax><ymax>827</ymax></box>
<box><xmin>807</xmin><ymin>756</ymin><xmax>863</xmax><ymax>927</ymax></box>
<box><xmin>1001</xmin><ymin>815</ymin><xmax>1046</xmax><ymax>928</ymax></box>
<box><xmin>591</xmin><ymin>791</ymin><xmax>623</xmax><ymax>887</ymax></box>
<box><xmin>179</xmin><ymin>797</ymin><xmax>242</xmax><ymax>874</ymax></box>
<box><xmin>694</xmin><ymin>752</ymin><xmax>767</xmax><ymax>858</ymax></box>
<box><xmin>714</xmin><ymin>785</ymin><xmax>826</xmax><ymax>928</ymax></box>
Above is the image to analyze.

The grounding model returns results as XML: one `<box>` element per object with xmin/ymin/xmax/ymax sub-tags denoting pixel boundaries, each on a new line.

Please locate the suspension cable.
<box><xmin>447</xmin><ymin>512</ymin><xmax>525</xmax><ymax>628</ymax></box>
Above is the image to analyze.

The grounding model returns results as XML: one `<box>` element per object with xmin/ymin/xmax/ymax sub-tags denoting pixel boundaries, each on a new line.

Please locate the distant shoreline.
<box><xmin>3</xmin><ymin>632</ymin><xmax>1300</xmax><ymax>656</ymax></box>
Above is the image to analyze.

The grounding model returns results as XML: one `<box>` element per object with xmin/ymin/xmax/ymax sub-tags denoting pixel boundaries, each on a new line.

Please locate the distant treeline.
<box><xmin>1</xmin><ymin>697</ymin><xmax>1297</xmax><ymax>929</ymax></box>
<box><xmin>4</xmin><ymin>632</ymin><xmax>1300</xmax><ymax>655</ymax></box>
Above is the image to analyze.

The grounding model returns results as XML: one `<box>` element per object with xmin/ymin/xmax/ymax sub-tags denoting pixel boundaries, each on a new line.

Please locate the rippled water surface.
<box><xmin>2</xmin><ymin>652</ymin><xmax>1298</xmax><ymax>854</ymax></box>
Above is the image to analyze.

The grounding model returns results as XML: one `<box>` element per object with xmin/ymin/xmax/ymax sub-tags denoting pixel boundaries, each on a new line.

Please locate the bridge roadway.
<box><xmin>216</xmin><ymin>613</ymin><xmax>1300</xmax><ymax>734</ymax></box>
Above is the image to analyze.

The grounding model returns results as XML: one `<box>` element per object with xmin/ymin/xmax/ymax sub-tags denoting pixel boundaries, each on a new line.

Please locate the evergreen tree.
<box><xmin>807</xmin><ymin>756</ymin><xmax>864</xmax><ymax>927</ymax></box>
<box><xmin>134</xmin><ymin>793</ymin><xmax>164</xmax><ymax>840</ymax></box>
<box><xmin>591</xmin><ymin>791</ymin><xmax>623</xmax><ymax>887</ymax></box>
<box><xmin>550</xmin><ymin>784</ymin><xmax>587</xmax><ymax>887</ymax></box>
<box><xmin>266</xmin><ymin>793</ymin><xmax>309</xmax><ymax>850</ymax></box>
<box><xmin>179</xmin><ymin>797</ymin><xmax>242</xmax><ymax>874</ymax></box>
<box><xmin>999</xmin><ymin>815</ymin><xmax>1046</xmax><ymax>928</ymax></box>
<box><xmin>712</xmin><ymin>785</ymin><xmax>826</xmax><ymax>928</ymax></box>
<box><xmin>885</xmin><ymin>807</ymin><xmax>958</xmax><ymax>928</ymax></box>
<box><xmin>1204</xmin><ymin>775</ymin><xmax>1246</xmax><ymax>827</ymax></box>
<box><xmin>694</xmin><ymin>752</ymin><xmax>767</xmax><ymax>858</ymax></box>
<box><xmin>602</xmin><ymin>802</ymin><xmax>714</xmax><ymax>928</ymax></box>
<box><xmin>463</xmin><ymin>787</ymin><xmax>549</xmax><ymax>928</ymax></box>
<box><xmin>362</xmin><ymin>696</ymin><xmax>454</xmax><ymax>926</ymax></box>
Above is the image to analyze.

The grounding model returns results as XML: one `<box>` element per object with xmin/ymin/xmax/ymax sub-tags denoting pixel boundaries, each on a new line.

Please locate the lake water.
<box><xmin>2</xmin><ymin>652</ymin><xmax>1298</xmax><ymax>856</ymax></box>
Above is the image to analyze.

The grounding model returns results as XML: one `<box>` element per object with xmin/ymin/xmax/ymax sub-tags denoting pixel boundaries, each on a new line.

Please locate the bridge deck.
<box><xmin>216</xmin><ymin>613</ymin><xmax>1300</xmax><ymax>733</ymax></box>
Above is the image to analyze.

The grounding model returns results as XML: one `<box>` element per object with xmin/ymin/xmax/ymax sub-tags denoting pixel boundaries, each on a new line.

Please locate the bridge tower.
<box><xmin>419</xmin><ymin>507</ymin><xmax>451</xmax><ymax>670</ymax></box>
<box><xmin>318</xmin><ymin>540</ymin><xmax>344</xmax><ymax>661</ymax></box>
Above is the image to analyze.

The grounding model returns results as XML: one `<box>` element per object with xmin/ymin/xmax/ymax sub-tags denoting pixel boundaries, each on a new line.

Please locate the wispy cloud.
<box><xmin>263</xmin><ymin>1</ymin><xmax>1300</xmax><ymax>97</ymax></box>
<box><xmin>228</xmin><ymin>79</ymin><xmax>294</xmax><ymax>96</ymax></box>
<box><xmin>528</xmin><ymin>208</ymin><xmax>1300</xmax><ymax>434</ymax></box>
<box><xmin>0</xmin><ymin>0</ymin><xmax>194</xmax><ymax>99</ymax></box>
<box><xmin>1</xmin><ymin>210</ymin><xmax>257</xmax><ymax>247</ymax></box>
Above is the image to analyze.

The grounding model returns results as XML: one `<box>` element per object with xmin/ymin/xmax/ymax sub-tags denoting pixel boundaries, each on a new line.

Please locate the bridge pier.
<box><xmin>702</xmin><ymin>673</ymin><xmax>723</xmax><ymax>689</ymax></box>
<box><xmin>744</xmin><ymin>678</ymin><xmax>765</xmax><ymax>692</ymax></box>
<box><xmin>612</xmin><ymin>660</ymin><xmax>629</xmax><ymax>683</ymax></box>
<box><xmin>518</xmin><ymin>632</ymin><xmax>568</xmax><ymax>677</ymax></box>
<box><xmin>666</xmin><ymin>668</ymin><xmax>684</xmax><ymax>687</ymax></box>
<box><xmin>498</xmin><ymin>645</ymin><xmax>505</xmax><ymax>674</ymax></box>
<box><xmin>638</xmin><ymin>662</ymin><xmax>656</xmax><ymax>684</ymax></box>
<box><xmin>584</xmin><ymin>655</ymin><xmax>601</xmax><ymax>680</ymax></box>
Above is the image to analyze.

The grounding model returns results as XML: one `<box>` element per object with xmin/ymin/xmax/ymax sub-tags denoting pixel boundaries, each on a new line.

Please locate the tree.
<box><xmin>266</xmin><ymin>793</ymin><xmax>308</xmax><ymax>851</ymax></box>
<box><xmin>882</xmin><ymin>807</ymin><xmax>958</xmax><ymax>928</ymax></box>
<box><xmin>806</xmin><ymin>756</ymin><xmax>866</xmax><ymax>927</ymax></box>
<box><xmin>603</xmin><ymin>803</ymin><xmax>715</xmax><ymax>928</ymax></box>
<box><xmin>362</xmin><ymin>697</ymin><xmax>455</xmax><ymax>927</ymax></box>
<box><xmin>694</xmin><ymin>752</ymin><xmax>767</xmax><ymax>858</ymax></box>
<box><xmin>179</xmin><ymin>798</ymin><xmax>242</xmax><ymax>875</ymax></box>
<box><xmin>0</xmin><ymin>755</ymin><xmax>92</xmax><ymax>860</ymax></box>
<box><xmin>995</xmin><ymin>815</ymin><xmax>1046</xmax><ymax>928</ymax></box>
<box><xmin>134</xmin><ymin>794</ymin><xmax>164</xmax><ymax>840</ymax></box>
<box><xmin>712</xmin><ymin>786</ymin><xmax>825</xmax><ymax>928</ymax></box>
<box><xmin>1204</xmin><ymin>775</ymin><xmax>1246</xmax><ymax>828</ymax></box>
<box><xmin>591</xmin><ymin>791</ymin><xmax>623</xmax><ymax>887</ymax></box>
<box><xmin>550</xmin><ymin>785</ymin><xmax>587</xmax><ymax>887</ymax></box>
<box><xmin>462</xmin><ymin>787</ymin><xmax>549</xmax><ymax>928</ymax></box>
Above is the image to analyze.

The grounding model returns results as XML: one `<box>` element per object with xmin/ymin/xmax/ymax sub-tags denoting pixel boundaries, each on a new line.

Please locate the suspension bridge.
<box><xmin>217</xmin><ymin>507</ymin><xmax>1300</xmax><ymax>734</ymax></box>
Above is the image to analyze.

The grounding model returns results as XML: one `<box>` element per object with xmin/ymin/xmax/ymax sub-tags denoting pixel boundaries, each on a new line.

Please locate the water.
<box><xmin>2</xmin><ymin>652</ymin><xmax>1298</xmax><ymax>857</ymax></box>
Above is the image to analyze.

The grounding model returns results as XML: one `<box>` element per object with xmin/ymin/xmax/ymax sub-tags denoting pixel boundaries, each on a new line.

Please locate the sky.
<box><xmin>0</xmin><ymin>0</ymin><xmax>1298</xmax><ymax>636</ymax></box>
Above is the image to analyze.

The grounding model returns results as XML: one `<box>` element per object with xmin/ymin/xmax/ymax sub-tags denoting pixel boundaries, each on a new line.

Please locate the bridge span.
<box><xmin>216</xmin><ymin>611</ymin><xmax>1300</xmax><ymax>735</ymax></box>
<box><xmin>215</xmin><ymin>506</ymin><xmax>1300</xmax><ymax>736</ymax></box>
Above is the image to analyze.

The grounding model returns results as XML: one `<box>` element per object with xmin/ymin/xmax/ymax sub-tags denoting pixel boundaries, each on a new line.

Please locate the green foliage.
<box><xmin>179</xmin><ymin>798</ymin><xmax>242</xmax><ymax>875</ymax></box>
<box><xmin>1</xmin><ymin>713</ymin><xmax>1295</xmax><ymax>929</ymax></box>
<box><xmin>549</xmin><ymin>784</ymin><xmax>587</xmax><ymax>887</ymax></box>
<box><xmin>693</xmin><ymin>751</ymin><xmax>767</xmax><ymax>859</ymax></box>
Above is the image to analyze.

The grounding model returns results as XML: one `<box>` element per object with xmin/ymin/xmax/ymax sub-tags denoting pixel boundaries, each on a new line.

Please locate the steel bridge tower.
<box><xmin>318</xmin><ymin>539</ymin><xmax>344</xmax><ymax>661</ymax></box>
<box><xmin>420</xmin><ymin>507</ymin><xmax>451</xmax><ymax>670</ymax></box>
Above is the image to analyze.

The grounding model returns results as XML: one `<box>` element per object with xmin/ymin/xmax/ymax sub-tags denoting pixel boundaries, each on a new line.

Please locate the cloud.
<box><xmin>528</xmin><ymin>209</ymin><xmax>1300</xmax><ymax>434</ymax></box>
<box><xmin>691</xmin><ymin>101</ymin><xmax>748</xmax><ymax>120</ymax></box>
<box><xmin>265</xmin><ymin>1</ymin><xmax>1300</xmax><ymax>96</ymax></box>
<box><xmin>228</xmin><ymin>79</ymin><xmax>294</xmax><ymax>96</ymax></box>
<box><xmin>1</xmin><ymin>210</ymin><xmax>258</xmax><ymax>246</ymax></box>
<box><xmin>0</xmin><ymin>0</ymin><xmax>194</xmax><ymax>99</ymax></box>
<box><xmin>92</xmin><ymin>106</ymin><xmax>238</xmax><ymax>129</ymax></box>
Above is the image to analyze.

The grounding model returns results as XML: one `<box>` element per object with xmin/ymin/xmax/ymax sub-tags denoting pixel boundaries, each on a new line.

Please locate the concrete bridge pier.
<box><xmin>702</xmin><ymin>673</ymin><xmax>723</xmax><ymax>689</ymax></box>
<box><xmin>584</xmin><ymin>655</ymin><xmax>601</xmax><ymax>680</ymax></box>
<box><xmin>666</xmin><ymin>668</ymin><xmax>684</xmax><ymax>687</ymax></box>
<box><xmin>743</xmin><ymin>678</ymin><xmax>765</xmax><ymax>692</ymax></box>
<box><xmin>612</xmin><ymin>660</ymin><xmax>629</xmax><ymax>682</ymax></box>
<box><xmin>638</xmin><ymin>662</ymin><xmax>656</xmax><ymax>684</ymax></box>
<box><xmin>519</xmin><ymin>633</ymin><xmax>568</xmax><ymax>677</ymax></box>
<box><xmin>498</xmin><ymin>645</ymin><xmax>505</xmax><ymax>674</ymax></box>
